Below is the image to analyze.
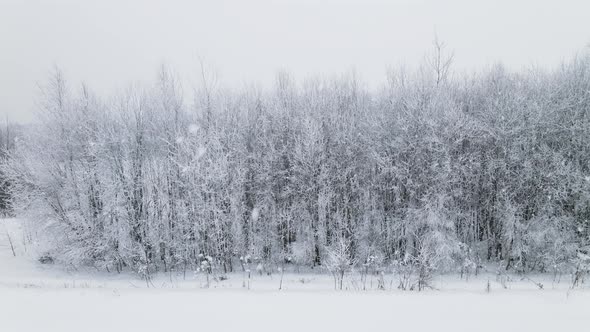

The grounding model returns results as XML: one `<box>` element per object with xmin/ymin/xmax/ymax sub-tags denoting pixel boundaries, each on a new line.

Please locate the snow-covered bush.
<box><xmin>457</xmin><ymin>243</ymin><xmax>477</xmax><ymax>280</ymax></box>
<box><xmin>405</xmin><ymin>201</ymin><xmax>461</xmax><ymax>290</ymax></box>
<box><xmin>572</xmin><ymin>251</ymin><xmax>590</xmax><ymax>288</ymax></box>
<box><xmin>198</xmin><ymin>254</ymin><xmax>214</xmax><ymax>287</ymax></box>
<box><xmin>360</xmin><ymin>254</ymin><xmax>384</xmax><ymax>290</ymax></box>
<box><xmin>392</xmin><ymin>257</ymin><xmax>415</xmax><ymax>291</ymax></box>
<box><xmin>325</xmin><ymin>239</ymin><xmax>355</xmax><ymax>290</ymax></box>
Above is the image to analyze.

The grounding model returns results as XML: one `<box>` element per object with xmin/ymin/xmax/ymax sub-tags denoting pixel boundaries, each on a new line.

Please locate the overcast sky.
<box><xmin>1</xmin><ymin>0</ymin><xmax>589</xmax><ymax>123</ymax></box>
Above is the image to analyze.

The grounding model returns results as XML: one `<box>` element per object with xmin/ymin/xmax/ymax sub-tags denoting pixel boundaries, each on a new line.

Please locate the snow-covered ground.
<box><xmin>2</xmin><ymin>218</ymin><xmax>590</xmax><ymax>332</ymax></box>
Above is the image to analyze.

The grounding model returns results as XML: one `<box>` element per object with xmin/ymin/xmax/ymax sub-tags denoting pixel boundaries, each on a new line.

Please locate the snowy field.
<box><xmin>2</xmin><ymin>218</ymin><xmax>590</xmax><ymax>332</ymax></box>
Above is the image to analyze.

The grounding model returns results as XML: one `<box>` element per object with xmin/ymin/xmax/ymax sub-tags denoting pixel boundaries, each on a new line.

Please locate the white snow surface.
<box><xmin>1</xmin><ymin>218</ymin><xmax>590</xmax><ymax>332</ymax></box>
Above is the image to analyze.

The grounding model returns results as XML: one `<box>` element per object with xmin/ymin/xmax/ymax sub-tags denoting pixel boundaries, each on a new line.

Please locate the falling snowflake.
<box><xmin>188</xmin><ymin>124</ymin><xmax>200</xmax><ymax>136</ymax></box>
<box><xmin>251</xmin><ymin>207</ymin><xmax>260</xmax><ymax>221</ymax></box>
<box><xmin>197</xmin><ymin>146</ymin><xmax>207</xmax><ymax>158</ymax></box>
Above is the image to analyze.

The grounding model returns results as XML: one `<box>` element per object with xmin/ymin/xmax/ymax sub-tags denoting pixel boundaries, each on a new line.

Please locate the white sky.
<box><xmin>1</xmin><ymin>0</ymin><xmax>589</xmax><ymax>123</ymax></box>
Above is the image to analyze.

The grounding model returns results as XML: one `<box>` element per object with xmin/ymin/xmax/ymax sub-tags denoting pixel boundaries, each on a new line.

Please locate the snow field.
<box><xmin>2</xmin><ymin>218</ymin><xmax>590</xmax><ymax>332</ymax></box>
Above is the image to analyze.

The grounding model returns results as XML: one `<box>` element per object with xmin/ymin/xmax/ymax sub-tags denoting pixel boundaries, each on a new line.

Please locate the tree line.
<box><xmin>4</xmin><ymin>47</ymin><xmax>590</xmax><ymax>282</ymax></box>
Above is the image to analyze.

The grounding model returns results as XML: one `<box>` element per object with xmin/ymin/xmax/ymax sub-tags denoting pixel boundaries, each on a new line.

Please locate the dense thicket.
<box><xmin>5</xmin><ymin>51</ymin><xmax>590</xmax><ymax>278</ymax></box>
<box><xmin>0</xmin><ymin>122</ymin><xmax>17</xmax><ymax>215</ymax></box>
